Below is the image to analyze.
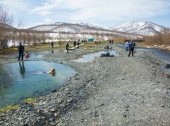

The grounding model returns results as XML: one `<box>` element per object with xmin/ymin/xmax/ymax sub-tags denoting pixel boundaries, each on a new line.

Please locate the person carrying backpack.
<box><xmin>128</xmin><ymin>41</ymin><xmax>136</xmax><ymax>57</ymax></box>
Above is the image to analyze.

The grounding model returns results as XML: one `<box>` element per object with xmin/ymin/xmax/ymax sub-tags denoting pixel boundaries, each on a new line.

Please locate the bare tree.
<box><xmin>0</xmin><ymin>5</ymin><xmax>13</xmax><ymax>48</ymax></box>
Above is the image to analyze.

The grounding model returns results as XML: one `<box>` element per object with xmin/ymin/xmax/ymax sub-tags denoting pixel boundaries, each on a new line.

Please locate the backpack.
<box><xmin>129</xmin><ymin>42</ymin><xmax>135</xmax><ymax>49</ymax></box>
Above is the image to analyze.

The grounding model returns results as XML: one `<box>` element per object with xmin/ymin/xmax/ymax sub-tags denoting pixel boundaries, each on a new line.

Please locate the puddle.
<box><xmin>0</xmin><ymin>61</ymin><xmax>76</xmax><ymax>107</ymax></box>
<box><xmin>73</xmin><ymin>50</ymin><xmax>118</xmax><ymax>63</ymax></box>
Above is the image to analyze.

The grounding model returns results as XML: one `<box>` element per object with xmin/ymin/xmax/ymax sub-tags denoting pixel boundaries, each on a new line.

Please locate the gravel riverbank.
<box><xmin>0</xmin><ymin>44</ymin><xmax>170</xmax><ymax>126</ymax></box>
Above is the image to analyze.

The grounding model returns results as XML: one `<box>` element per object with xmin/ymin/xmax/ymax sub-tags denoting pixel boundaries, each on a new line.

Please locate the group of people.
<box><xmin>66</xmin><ymin>41</ymin><xmax>81</xmax><ymax>53</ymax></box>
<box><xmin>73</xmin><ymin>41</ymin><xmax>80</xmax><ymax>48</ymax></box>
<box><xmin>125</xmin><ymin>40</ymin><xmax>136</xmax><ymax>57</ymax></box>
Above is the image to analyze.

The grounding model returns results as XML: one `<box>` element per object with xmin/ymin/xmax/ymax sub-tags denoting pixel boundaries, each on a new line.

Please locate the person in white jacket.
<box><xmin>125</xmin><ymin>41</ymin><xmax>129</xmax><ymax>51</ymax></box>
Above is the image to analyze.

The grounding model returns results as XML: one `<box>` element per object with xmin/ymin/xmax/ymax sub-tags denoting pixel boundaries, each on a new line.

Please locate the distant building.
<box><xmin>87</xmin><ymin>38</ymin><xmax>94</xmax><ymax>42</ymax></box>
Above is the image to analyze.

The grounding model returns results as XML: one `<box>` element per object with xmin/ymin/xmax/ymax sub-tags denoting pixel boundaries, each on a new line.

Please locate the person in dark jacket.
<box><xmin>51</xmin><ymin>42</ymin><xmax>54</xmax><ymax>48</ymax></box>
<box><xmin>66</xmin><ymin>43</ymin><xmax>69</xmax><ymax>53</ymax></box>
<box><xmin>77</xmin><ymin>41</ymin><xmax>80</xmax><ymax>48</ymax></box>
<box><xmin>18</xmin><ymin>43</ymin><xmax>25</xmax><ymax>61</ymax></box>
<box><xmin>128</xmin><ymin>41</ymin><xmax>136</xmax><ymax>57</ymax></box>
<box><xmin>73</xmin><ymin>41</ymin><xmax>76</xmax><ymax>48</ymax></box>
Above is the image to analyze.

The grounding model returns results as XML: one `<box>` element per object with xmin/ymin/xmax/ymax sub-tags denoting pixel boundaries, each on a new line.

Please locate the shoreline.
<box><xmin>0</xmin><ymin>44</ymin><xmax>170</xmax><ymax>126</ymax></box>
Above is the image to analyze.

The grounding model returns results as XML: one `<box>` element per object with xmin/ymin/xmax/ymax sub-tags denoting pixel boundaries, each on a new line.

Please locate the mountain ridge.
<box><xmin>27</xmin><ymin>21</ymin><xmax>169</xmax><ymax>36</ymax></box>
<box><xmin>112</xmin><ymin>21</ymin><xmax>168</xmax><ymax>36</ymax></box>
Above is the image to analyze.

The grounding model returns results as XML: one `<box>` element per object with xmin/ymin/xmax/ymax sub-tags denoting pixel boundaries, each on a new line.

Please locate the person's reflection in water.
<box><xmin>19</xmin><ymin>61</ymin><xmax>25</xmax><ymax>78</ymax></box>
<box><xmin>51</xmin><ymin>49</ymin><xmax>54</xmax><ymax>54</ymax></box>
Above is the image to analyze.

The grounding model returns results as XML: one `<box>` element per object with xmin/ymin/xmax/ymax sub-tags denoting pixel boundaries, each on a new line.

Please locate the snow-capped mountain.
<box><xmin>28</xmin><ymin>22</ymin><xmax>106</xmax><ymax>33</ymax></box>
<box><xmin>112</xmin><ymin>21</ymin><xmax>167</xmax><ymax>36</ymax></box>
<box><xmin>27</xmin><ymin>21</ymin><xmax>169</xmax><ymax>38</ymax></box>
<box><xmin>28</xmin><ymin>22</ymin><xmax>144</xmax><ymax>41</ymax></box>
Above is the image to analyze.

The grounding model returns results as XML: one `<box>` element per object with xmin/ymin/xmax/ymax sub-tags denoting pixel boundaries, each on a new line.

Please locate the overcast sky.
<box><xmin>1</xmin><ymin>0</ymin><xmax>170</xmax><ymax>28</ymax></box>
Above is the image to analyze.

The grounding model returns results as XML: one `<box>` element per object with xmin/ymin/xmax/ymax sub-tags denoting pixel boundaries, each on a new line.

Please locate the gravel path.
<box><xmin>0</xmin><ymin>44</ymin><xmax>170</xmax><ymax>126</ymax></box>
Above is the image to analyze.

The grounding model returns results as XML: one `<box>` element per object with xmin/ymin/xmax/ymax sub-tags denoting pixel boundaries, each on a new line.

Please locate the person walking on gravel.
<box><xmin>128</xmin><ymin>41</ymin><xmax>136</xmax><ymax>57</ymax></box>
<box><xmin>125</xmin><ymin>40</ymin><xmax>129</xmax><ymax>51</ymax></box>
<box><xmin>66</xmin><ymin>43</ymin><xmax>69</xmax><ymax>53</ymax></box>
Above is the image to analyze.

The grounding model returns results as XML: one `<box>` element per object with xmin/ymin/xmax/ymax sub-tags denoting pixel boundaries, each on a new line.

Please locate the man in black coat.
<box><xmin>18</xmin><ymin>43</ymin><xmax>25</xmax><ymax>61</ymax></box>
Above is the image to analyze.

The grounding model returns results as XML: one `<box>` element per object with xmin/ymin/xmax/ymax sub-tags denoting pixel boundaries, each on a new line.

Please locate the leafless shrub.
<box><xmin>144</xmin><ymin>30</ymin><xmax>170</xmax><ymax>46</ymax></box>
<box><xmin>0</xmin><ymin>5</ymin><xmax>13</xmax><ymax>47</ymax></box>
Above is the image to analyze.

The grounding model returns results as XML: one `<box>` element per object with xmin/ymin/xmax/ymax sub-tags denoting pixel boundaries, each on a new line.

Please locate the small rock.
<box><xmin>99</xmin><ymin>103</ymin><xmax>105</xmax><ymax>106</ymax></box>
<box><xmin>161</xmin><ymin>104</ymin><xmax>165</xmax><ymax>107</ymax></box>
<box><xmin>75</xmin><ymin>77</ymin><xmax>79</xmax><ymax>80</ymax></box>
<box><xmin>0</xmin><ymin>113</ymin><xmax>5</xmax><ymax>117</ymax></box>
<box><xmin>81</xmin><ymin>118</ymin><xmax>84</xmax><ymax>122</ymax></box>
<box><xmin>94</xmin><ymin>111</ymin><xmax>99</xmax><ymax>117</ymax></box>
<box><xmin>49</xmin><ymin>118</ymin><xmax>53</xmax><ymax>121</ymax></box>
<box><xmin>54</xmin><ymin>112</ymin><xmax>60</xmax><ymax>117</ymax></box>
<box><xmin>84</xmin><ymin>107</ymin><xmax>88</xmax><ymax>110</ymax></box>
<box><xmin>50</xmin><ymin>122</ymin><xmax>56</xmax><ymax>126</ymax></box>
<box><xmin>57</xmin><ymin>99</ymin><xmax>63</xmax><ymax>104</ymax></box>
<box><xmin>124</xmin><ymin>104</ymin><xmax>129</xmax><ymax>108</ymax></box>
<box><xmin>51</xmin><ymin>89</ymin><xmax>57</xmax><ymax>93</ymax></box>
<box><xmin>5</xmin><ymin>123</ymin><xmax>9</xmax><ymax>126</ymax></box>
<box><xmin>50</xmin><ymin>108</ymin><xmax>56</xmax><ymax>112</ymax></box>
<box><xmin>166</xmin><ymin>75</ymin><xmax>170</xmax><ymax>78</ymax></box>
<box><xmin>18</xmin><ymin>117</ymin><xmax>23</xmax><ymax>121</ymax></box>
<box><xmin>65</xmin><ymin>88</ymin><xmax>69</xmax><ymax>91</ymax></box>
<box><xmin>165</xmin><ymin>64</ymin><xmax>170</xmax><ymax>69</ymax></box>
<box><xmin>67</xmin><ymin>98</ymin><xmax>73</xmax><ymax>103</ymax></box>
<box><xmin>0</xmin><ymin>121</ymin><xmax>3</xmax><ymax>125</ymax></box>
<box><xmin>123</xmin><ymin>114</ymin><xmax>127</xmax><ymax>117</ymax></box>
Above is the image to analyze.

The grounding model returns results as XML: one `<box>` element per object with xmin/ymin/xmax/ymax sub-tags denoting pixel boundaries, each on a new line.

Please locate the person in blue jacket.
<box><xmin>128</xmin><ymin>41</ymin><xmax>136</xmax><ymax>57</ymax></box>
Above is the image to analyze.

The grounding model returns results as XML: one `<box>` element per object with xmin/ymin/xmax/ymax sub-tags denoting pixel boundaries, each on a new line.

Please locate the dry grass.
<box><xmin>143</xmin><ymin>32</ymin><xmax>170</xmax><ymax>46</ymax></box>
<box><xmin>0</xmin><ymin>105</ymin><xmax>19</xmax><ymax>113</ymax></box>
<box><xmin>23</xmin><ymin>98</ymin><xmax>36</xmax><ymax>104</ymax></box>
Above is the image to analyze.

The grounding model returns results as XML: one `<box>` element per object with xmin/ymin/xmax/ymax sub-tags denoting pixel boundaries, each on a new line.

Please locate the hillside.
<box><xmin>112</xmin><ymin>21</ymin><xmax>168</xmax><ymax>36</ymax></box>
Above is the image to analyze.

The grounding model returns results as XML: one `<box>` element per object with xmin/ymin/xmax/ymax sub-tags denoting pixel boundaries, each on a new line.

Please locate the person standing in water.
<box><xmin>18</xmin><ymin>43</ymin><xmax>25</xmax><ymax>61</ymax></box>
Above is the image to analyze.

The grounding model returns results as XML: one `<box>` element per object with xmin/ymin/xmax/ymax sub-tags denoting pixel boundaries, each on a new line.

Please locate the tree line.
<box><xmin>0</xmin><ymin>6</ymin><xmax>50</xmax><ymax>48</ymax></box>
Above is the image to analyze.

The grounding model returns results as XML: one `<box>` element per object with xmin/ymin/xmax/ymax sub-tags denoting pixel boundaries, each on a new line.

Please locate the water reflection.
<box><xmin>73</xmin><ymin>50</ymin><xmax>118</xmax><ymax>63</ymax></box>
<box><xmin>19</xmin><ymin>61</ymin><xmax>25</xmax><ymax>78</ymax></box>
<box><xmin>51</xmin><ymin>49</ymin><xmax>54</xmax><ymax>54</ymax></box>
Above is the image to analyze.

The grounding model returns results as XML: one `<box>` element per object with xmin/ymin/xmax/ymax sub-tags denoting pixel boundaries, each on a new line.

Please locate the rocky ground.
<box><xmin>0</xmin><ymin>44</ymin><xmax>170</xmax><ymax>126</ymax></box>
